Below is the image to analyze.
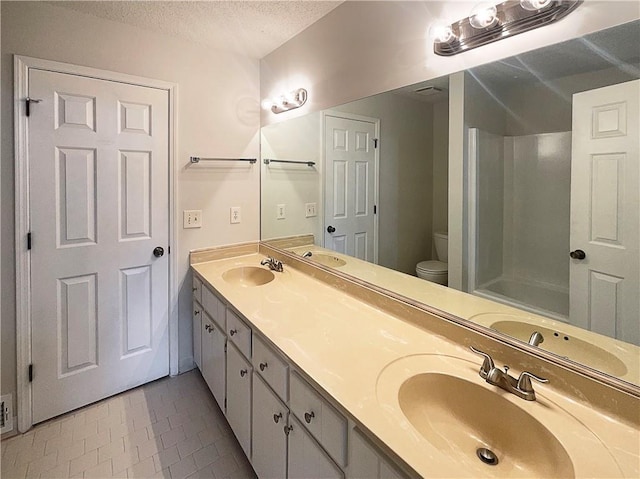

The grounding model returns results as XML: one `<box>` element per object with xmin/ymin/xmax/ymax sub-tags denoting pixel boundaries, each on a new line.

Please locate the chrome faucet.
<box><xmin>470</xmin><ymin>346</ymin><xmax>548</xmax><ymax>401</ymax></box>
<box><xmin>528</xmin><ymin>331</ymin><xmax>544</xmax><ymax>347</ymax></box>
<box><xmin>301</xmin><ymin>251</ymin><xmax>313</xmax><ymax>258</ymax></box>
<box><xmin>260</xmin><ymin>256</ymin><xmax>284</xmax><ymax>272</ymax></box>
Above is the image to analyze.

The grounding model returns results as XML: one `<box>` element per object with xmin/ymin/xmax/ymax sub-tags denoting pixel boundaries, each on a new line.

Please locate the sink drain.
<box><xmin>476</xmin><ymin>447</ymin><xmax>499</xmax><ymax>466</ymax></box>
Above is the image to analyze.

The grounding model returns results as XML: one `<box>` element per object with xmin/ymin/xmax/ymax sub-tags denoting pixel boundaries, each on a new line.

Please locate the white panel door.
<box><xmin>324</xmin><ymin>115</ymin><xmax>377</xmax><ymax>262</ymax></box>
<box><xmin>29</xmin><ymin>69</ymin><xmax>170</xmax><ymax>423</ymax></box>
<box><xmin>570</xmin><ymin>80</ymin><xmax>639</xmax><ymax>345</ymax></box>
<box><xmin>202</xmin><ymin>315</ymin><xmax>226</xmax><ymax>411</ymax></box>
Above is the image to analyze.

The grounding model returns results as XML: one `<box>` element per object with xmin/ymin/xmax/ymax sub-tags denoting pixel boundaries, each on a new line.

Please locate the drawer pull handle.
<box><xmin>259</xmin><ymin>362</ymin><xmax>268</xmax><ymax>371</ymax></box>
<box><xmin>240</xmin><ymin>369</ymin><xmax>248</xmax><ymax>378</ymax></box>
<box><xmin>194</xmin><ymin>310</ymin><xmax>199</xmax><ymax>315</ymax></box>
<box><xmin>304</xmin><ymin>411</ymin><xmax>315</xmax><ymax>424</ymax></box>
<box><xmin>284</xmin><ymin>425</ymin><xmax>293</xmax><ymax>435</ymax></box>
<box><xmin>192</xmin><ymin>287</ymin><xmax>198</xmax><ymax>292</ymax></box>
<box><xmin>204</xmin><ymin>324</ymin><xmax>212</xmax><ymax>332</ymax></box>
<box><xmin>229</xmin><ymin>329</ymin><xmax>237</xmax><ymax>336</ymax></box>
<box><xmin>273</xmin><ymin>412</ymin><xmax>282</xmax><ymax>423</ymax></box>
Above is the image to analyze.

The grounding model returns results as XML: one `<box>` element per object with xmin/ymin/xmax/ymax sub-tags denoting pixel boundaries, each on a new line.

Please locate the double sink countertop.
<box><xmin>192</xmin><ymin>249</ymin><xmax>640</xmax><ymax>478</ymax></box>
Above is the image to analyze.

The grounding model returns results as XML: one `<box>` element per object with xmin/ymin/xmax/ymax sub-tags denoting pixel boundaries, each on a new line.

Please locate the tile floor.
<box><xmin>1</xmin><ymin>370</ymin><xmax>257</xmax><ymax>479</ymax></box>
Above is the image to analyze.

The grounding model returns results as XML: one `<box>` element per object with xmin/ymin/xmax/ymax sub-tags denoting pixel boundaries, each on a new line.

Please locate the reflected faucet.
<box><xmin>528</xmin><ymin>331</ymin><xmax>545</xmax><ymax>347</ymax></box>
<box><xmin>302</xmin><ymin>251</ymin><xmax>313</xmax><ymax>258</ymax></box>
<box><xmin>260</xmin><ymin>257</ymin><xmax>284</xmax><ymax>272</ymax></box>
<box><xmin>470</xmin><ymin>346</ymin><xmax>549</xmax><ymax>401</ymax></box>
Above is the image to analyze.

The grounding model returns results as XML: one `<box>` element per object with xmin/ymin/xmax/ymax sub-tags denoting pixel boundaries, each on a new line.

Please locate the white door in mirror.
<box><xmin>570</xmin><ymin>79</ymin><xmax>639</xmax><ymax>345</ymax></box>
<box><xmin>324</xmin><ymin>114</ymin><xmax>377</xmax><ymax>262</ymax></box>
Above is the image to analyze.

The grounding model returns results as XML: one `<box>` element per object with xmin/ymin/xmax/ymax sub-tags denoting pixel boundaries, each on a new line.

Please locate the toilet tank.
<box><xmin>433</xmin><ymin>232</ymin><xmax>448</xmax><ymax>262</ymax></box>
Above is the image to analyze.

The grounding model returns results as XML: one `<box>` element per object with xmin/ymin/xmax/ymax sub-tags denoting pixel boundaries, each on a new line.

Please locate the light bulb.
<box><xmin>429</xmin><ymin>23</ymin><xmax>455</xmax><ymax>43</ymax></box>
<box><xmin>469</xmin><ymin>3</ymin><xmax>498</xmax><ymax>29</ymax></box>
<box><xmin>520</xmin><ymin>0</ymin><xmax>552</xmax><ymax>11</ymax></box>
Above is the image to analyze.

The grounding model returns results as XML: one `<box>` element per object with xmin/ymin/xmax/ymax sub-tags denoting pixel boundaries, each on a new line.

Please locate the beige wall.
<box><xmin>1</xmin><ymin>1</ymin><xmax>260</xmax><ymax>424</ymax></box>
<box><xmin>260</xmin><ymin>1</ymin><xmax>639</xmax><ymax>127</ymax></box>
<box><xmin>431</xmin><ymin>100</ymin><xmax>449</xmax><ymax>237</ymax></box>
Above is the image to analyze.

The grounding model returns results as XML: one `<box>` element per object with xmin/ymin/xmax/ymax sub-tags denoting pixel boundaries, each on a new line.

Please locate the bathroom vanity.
<box><xmin>191</xmin><ymin>243</ymin><xmax>639</xmax><ymax>479</ymax></box>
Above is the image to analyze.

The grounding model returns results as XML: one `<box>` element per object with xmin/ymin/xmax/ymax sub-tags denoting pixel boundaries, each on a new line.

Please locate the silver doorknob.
<box><xmin>153</xmin><ymin>246</ymin><xmax>164</xmax><ymax>257</ymax></box>
<box><xmin>327</xmin><ymin>225</ymin><xmax>336</xmax><ymax>233</ymax></box>
<box><xmin>569</xmin><ymin>249</ymin><xmax>586</xmax><ymax>260</ymax></box>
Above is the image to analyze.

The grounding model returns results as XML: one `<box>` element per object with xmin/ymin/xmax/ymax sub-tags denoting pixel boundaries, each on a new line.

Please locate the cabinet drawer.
<box><xmin>192</xmin><ymin>276</ymin><xmax>202</xmax><ymax>304</ymax></box>
<box><xmin>252</xmin><ymin>335</ymin><xmax>289</xmax><ymax>402</ymax></box>
<box><xmin>227</xmin><ymin>309</ymin><xmax>252</xmax><ymax>359</ymax></box>
<box><xmin>290</xmin><ymin>371</ymin><xmax>347</xmax><ymax>467</ymax></box>
<box><xmin>202</xmin><ymin>286</ymin><xmax>225</xmax><ymax>329</ymax></box>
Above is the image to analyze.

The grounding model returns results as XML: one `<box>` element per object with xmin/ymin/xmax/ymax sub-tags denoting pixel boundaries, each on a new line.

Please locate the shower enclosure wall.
<box><xmin>468</xmin><ymin>128</ymin><xmax>572</xmax><ymax>321</ymax></box>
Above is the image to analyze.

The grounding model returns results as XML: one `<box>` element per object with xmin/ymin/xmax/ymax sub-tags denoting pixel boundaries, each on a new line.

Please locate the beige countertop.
<box><xmin>192</xmin><ymin>251</ymin><xmax>640</xmax><ymax>478</ymax></box>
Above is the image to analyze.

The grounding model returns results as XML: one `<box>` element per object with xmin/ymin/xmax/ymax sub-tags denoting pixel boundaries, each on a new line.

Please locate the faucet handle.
<box><xmin>470</xmin><ymin>346</ymin><xmax>495</xmax><ymax>378</ymax></box>
<box><xmin>517</xmin><ymin>371</ymin><xmax>549</xmax><ymax>394</ymax></box>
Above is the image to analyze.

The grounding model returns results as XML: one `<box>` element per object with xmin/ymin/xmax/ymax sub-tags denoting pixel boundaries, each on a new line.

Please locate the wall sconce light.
<box><xmin>263</xmin><ymin>88</ymin><xmax>308</xmax><ymax>114</ymax></box>
<box><xmin>433</xmin><ymin>0</ymin><xmax>582</xmax><ymax>56</ymax></box>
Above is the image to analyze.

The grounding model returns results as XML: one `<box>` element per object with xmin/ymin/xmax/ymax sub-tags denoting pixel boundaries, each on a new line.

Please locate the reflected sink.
<box><xmin>399</xmin><ymin>373</ymin><xmax>573</xmax><ymax>477</ymax></box>
<box><xmin>222</xmin><ymin>267</ymin><xmax>275</xmax><ymax>287</ymax></box>
<box><xmin>309</xmin><ymin>253</ymin><xmax>346</xmax><ymax>268</ymax></box>
<box><xmin>489</xmin><ymin>319</ymin><xmax>627</xmax><ymax>377</ymax></box>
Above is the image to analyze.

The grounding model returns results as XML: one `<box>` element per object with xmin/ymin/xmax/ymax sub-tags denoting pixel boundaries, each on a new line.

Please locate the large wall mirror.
<box><xmin>260</xmin><ymin>20</ymin><xmax>640</xmax><ymax>388</ymax></box>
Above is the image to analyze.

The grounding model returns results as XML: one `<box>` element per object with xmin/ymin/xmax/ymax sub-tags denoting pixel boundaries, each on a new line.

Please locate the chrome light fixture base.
<box><xmin>434</xmin><ymin>0</ymin><xmax>583</xmax><ymax>56</ymax></box>
<box><xmin>271</xmin><ymin>88</ymin><xmax>308</xmax><ymax>114</ymax></box>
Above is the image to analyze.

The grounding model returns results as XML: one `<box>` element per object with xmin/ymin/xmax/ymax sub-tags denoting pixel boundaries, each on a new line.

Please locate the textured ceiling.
<box><xmin>49</xmin><ymin>0</ymin><xmax>343</xmax><ymax>59</ymax></box>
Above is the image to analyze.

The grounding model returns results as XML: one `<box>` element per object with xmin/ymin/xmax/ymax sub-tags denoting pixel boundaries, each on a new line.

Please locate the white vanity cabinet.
<box><xmin>201</xmin><ymin>313</ymin><xmax>226</xmax><ymax>412</ymax></box>
<box><xmin>226</xmin><ymin>341</ymin><xmax>253</xmax><ymax>458</ymax></box>
<box><xmin>290</xmin><ymin>371</ymin><xmax>348</xmax><ymax>468</ymax></box>
<box><xmin>252</xmin><ymin>373</ymin><xmax>289</xmax><ymax>479</ymax></box>
<box><xmin>193</xmin><ymin>303</ymin><xmax>202</xmax><ymax>369</ymax></box>
<box><xmin>287</xmin><ymin>415</ymin><xmax>344</xmax><ymax>479</ymax></box>
<box><xmin>347</xmin><ymin>426</ymin><xmax>404</xmax><ymax>479</ymax></box>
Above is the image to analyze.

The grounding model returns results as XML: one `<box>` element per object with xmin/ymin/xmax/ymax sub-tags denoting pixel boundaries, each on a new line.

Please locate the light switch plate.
<box><xmin>277</xmin><ymin>204</ymin><xmax>286</xmax><ymax>220</ymax></box>
<box><xmin>305</xmin><ymin>202</ymin><xmax>317</xmax><ymax>218</ymax></box>
<box><xmin>183</xmin><ymin>210</ymin><xmax>202</xmax><ymax>228</ymax></box>
<box><xmin>230</xmin><ymin>206</ymin><xmax>241</xmax><ymax>224</ymax></box>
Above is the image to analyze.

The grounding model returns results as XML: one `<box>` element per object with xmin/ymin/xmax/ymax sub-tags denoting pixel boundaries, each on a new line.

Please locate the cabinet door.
<box><xmin>226</xmin><ymin>342</ymin><xmax>252</xmax><ymax>458</ymax></box>
<box><xmin>202</xmin><ymin>315</ymin><xmax>226</xmax><ymax>412</ymax></box>
<box><xmin>193</xmin><ymin>304</ymin><xmax>202</xmax><ymax>369</ymax></box>
<box><xmin>347</xmin><ymin>426</ymin><xmax>406</xmax><ymax>479</ymax></box>
<box><xmin>288</xmin><ymin>416</ymin><xmax>343</xmax><ymax>479</ymax></box>
<box><xmin>252</xmin><ymin>374</ymin><xmax>288</xmax><ymax>479</ymax></box>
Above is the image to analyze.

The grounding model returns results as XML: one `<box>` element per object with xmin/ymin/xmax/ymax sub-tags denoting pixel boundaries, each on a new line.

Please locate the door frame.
<box><xmin>321</xmin><ymin>110</ymin><xmax>380</xmax><ymax>264</ymax></box>
<box><xmin>14</xmin><ymin>55</ymin><xmax>179</xmax><ymax>432</ymax></box>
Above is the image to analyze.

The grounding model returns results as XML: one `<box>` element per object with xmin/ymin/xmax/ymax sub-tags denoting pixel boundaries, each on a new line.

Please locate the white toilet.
<box><xmin>416</xmin><ymin>232</ymin><xmax>448</xmax><ymax>286</ymax></box>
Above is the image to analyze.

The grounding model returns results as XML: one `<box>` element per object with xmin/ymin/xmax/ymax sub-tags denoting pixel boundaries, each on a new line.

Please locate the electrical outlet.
<box><xmin>305</xmin><ymin>202</ymin><xmax>317</xmax><ymax>218</ymax></box>
<box><xmin>183</xmin><ymin>210</ymin><xmax>202</xmax><ymax>229</ymax></box>
<box><xmin>230</xmin><ymin>206</ymin><xmax>241</xmax><ymax>224</ymax></box>
<box><xmin>277</xmin><ymin>204</ymin><xmax>286</xmax><ymax>220</ymax></box>
<box><xmin>1</xmin><ymin>394</ymin><xmax>13</xmax><ymax>434</ymax></box>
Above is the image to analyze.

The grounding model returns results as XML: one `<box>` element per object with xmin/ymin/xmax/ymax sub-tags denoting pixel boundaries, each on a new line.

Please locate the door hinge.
<box><xmin>374</xmin><ymin>205</ymin><xmax>377</xmax><ymax>214</ymax></box>
<box><xmin>168</xmin><ymin>246</ymin><xmax>171</xmax><ymax>255</ymax></box>
<box><xmin>224</xmin><ymin>398</ymin><xmax>227</xmax><ymax>409</ymax></box>
<box><xmin>373</xmin><ymin>138</ymin><xmax>378</xmax><ymax>148</ymax></box>
<box><xmin>224</xmin><ymin>342</ymin><xmax>227</xmax><ymax>353</ymax></box>
<box><xmin>25</xmin><ymin>98</ymin><xmax>42</xmax><ymax>117</ymax></box>
<box><xmin>27</xmin><ymin>232</ymin><xmax>32</xmax><ymax>250</ymax></box>
<box><xmin>28</xmin><ymin>364</ymin><xmax>33</xmax><ymax>382</ymax></box>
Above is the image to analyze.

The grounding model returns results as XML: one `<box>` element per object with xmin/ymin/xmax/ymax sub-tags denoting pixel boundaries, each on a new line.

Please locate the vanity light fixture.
<box><xmin>433</xmin><ymin>0</ymin><xmax>582</xmax><ymax>56</ymax></box>
<box><xmin>264</xmin><ymin>87</ymin><xmax>308</xmax><ymax>114</ymax></box>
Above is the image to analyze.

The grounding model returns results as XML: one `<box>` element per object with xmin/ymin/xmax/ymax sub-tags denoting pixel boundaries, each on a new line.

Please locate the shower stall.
<box><xmin>468</xmin><ymin>128</ymin><xmax>572</xmax><ymax>321</ymax></box>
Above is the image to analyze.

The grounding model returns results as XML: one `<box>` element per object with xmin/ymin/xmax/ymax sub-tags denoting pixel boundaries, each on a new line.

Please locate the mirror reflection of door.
<box><xmin>569</xmin><ymin>79</ymin><xmax>639</xmax><ymax>344</ymax></box>
<box><xmin>323</xmin><ymin>114</ymin><xmax>378</xmax><ymax>262</ymax></box>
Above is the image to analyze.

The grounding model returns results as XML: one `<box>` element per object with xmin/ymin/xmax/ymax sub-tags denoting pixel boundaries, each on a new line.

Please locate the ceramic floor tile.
<box><xmin>0</xmin><ymin>371</ymin><xmax>245</xmax><ymax>479</ymax></box>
